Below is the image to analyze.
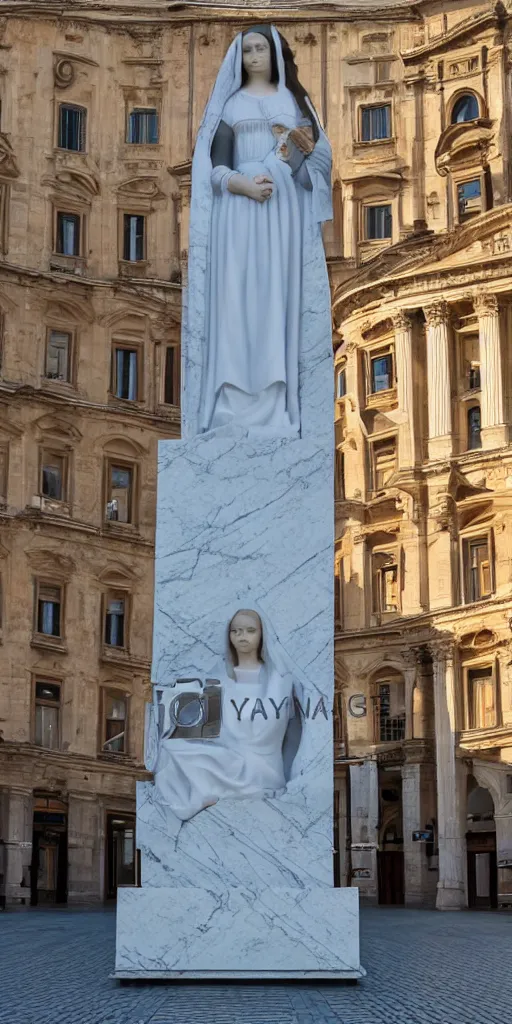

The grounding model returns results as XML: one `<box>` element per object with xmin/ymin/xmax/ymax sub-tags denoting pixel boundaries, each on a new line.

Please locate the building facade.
<box><xmin>0</xmin><ymin>0</ymin><xmax>511</xmax><ymax>908</ymax></box>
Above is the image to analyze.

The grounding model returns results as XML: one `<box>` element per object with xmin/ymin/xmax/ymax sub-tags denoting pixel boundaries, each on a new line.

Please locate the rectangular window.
<box><xmin>0</xmin><ymin>444</ymin><xmax>7</xmax><ymax>503</ymax></box>
<box><xmin>45</xmin><ymin>329</ymin><xmax>72</xmax><ymax>382</ymax></box>
<box><xmin>105</xmin><ymin>596</ymin><xmax>126</xmax><ymax>648</ymax></box>
<box><xmin>41</xmin><ymin>451</ymin><xmax>66</xmax><ymax>501</ymax></box>
<box><xmin>58</xmin><ymin>104</ymin><xmax>86</xmax><ymax>151</ymax></box>
<box><xmin>106</xmin><ymin>464</ymin><xmax>133</xmax><ymax>524</ymax></box>
<box><xmin>127</xmin><ymin>108</ymin><xmax>159</xmax><ymax>144</ymax></box>
<box><xmin>103</xmin><ymin>693</ymin><xmax>127</xmax><ymax>753</ymax></box>
<box><xmin>372</xmin><ymin>551</ymin><xmax>399</xmax><ymax>615</ymax></box>
<box><xmin>163</xmin><ymin>346</ymin><xmax>180</xmax><ymax>405</ymax></box>
<box><xmin>56</xmin><ymin>212</ymin><xmax>81</xmax><ymax>256</ymax></box>
<box><xmin>335</xmin><ymin>448</ymin><xmax>345</xmax><ymax>501</ymax></box>
<box><xmin>112</xmin><ymin>347</ymin><xmax>138</xmax><ymax>401</ymax></box>
<box><xmin>372</xmin><ymin>437</ymin><xmax>396</xmax><ymax>491</ymax></box>
<box><xmin>464</xmin><ymin>536</ymin><xmax>492</xmax><ymax>603</ymax></box>
<box><xmin>336</xmin><ymin>368</ymin><xmax>346</xmax><ymax>399</ymax></box>
<box><xmin>361</xmin><ymin>104</ymin><xmax>392</xmax><ymax>142</ymax></box>
<box><xmin>378</xmin><ymin>683</ymin><xmax>406</xmax><ymax>742</ymax></box>
<box><xmin>365</xmin><ymin>204</ymin><xmax>392</xmax><ymax>240</ymax></box>
<box><xmin>36</xmin><ymin>584</ymin><xmax>62</xmax><ymax>638</ymax></box>
<box><xmin>468</xmin><ymin>666</ymin><xmax>495</xmax><ymax>730</ymax></box>
<box><xmin>458</xmin><ymin>179</ymin><xmax>482</xmax><ymax>222</ymax></box>
<box><xmin>35</xmin><ymin>681</ymin><xmax>61</xmax><ymax>749</ymax></box>
<box><xmin>123</xmin><ymin>215</ymin><xmax>145</xmax><ymax>262</ymax></box>
<box><xmin>370</xmin><ymin>349</ymin><xmax>394</xmax><ymax>393</ymax></box>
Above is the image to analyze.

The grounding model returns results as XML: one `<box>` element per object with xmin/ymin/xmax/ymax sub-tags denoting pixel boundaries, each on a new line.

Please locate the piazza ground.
<box><xmin>0</xmin><ymin>906</ymin><xmax>510</xmax><ymax>1024</ymax></box>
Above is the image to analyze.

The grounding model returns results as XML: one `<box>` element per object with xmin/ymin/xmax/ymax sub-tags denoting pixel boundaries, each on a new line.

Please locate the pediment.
<box><xmin>0</xmin><ymin>133</ymin><xmax>19</xmax><ymax>180</ymax></box>
<box><xmin>435</xmin><ymin>119</ymin><xmax>494</xmax><ymax>176</ymax></box>
<box><xmin>97</xmin><ymin>563</ymin><xmax>138</xmax><ymax>586</ymax></box>
<box><xmin>115</xmin><ymin>177</ymin><xmax>166</xmax><ymax>203</ymax></box>
<box><xmin>100</xmin><ymin>435</ymin><xmax>147</xmax><ymax>458</ymax></box>
<box><xmin>26</xmin><ymin>547</ymin><xmax>76</xmax><ymax>579</ymax></box>
<box><xmin>42</xmin><ymin>168</ymin><xmax>100</xmax><ymax>201</ymax></box>
<box><xmin>33</xmin><ymin>413</ymin><xmax>83</xmax><ymax>444</ymax></box>
<box><xmin>46</xmin><ymin>297</ymin><xmax>94</xmax><ymax>324</ymax></box>
<box><xmin>53</xmin><ymin>51</ymin><xmax>99</xmax><ymax>90</ymax></box>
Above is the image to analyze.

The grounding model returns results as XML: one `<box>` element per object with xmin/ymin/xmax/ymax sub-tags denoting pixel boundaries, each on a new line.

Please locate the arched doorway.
<box><xmin>466</xmin><ymin>778</ymin><xmax>497</xmax><ymax>909</ymax></box>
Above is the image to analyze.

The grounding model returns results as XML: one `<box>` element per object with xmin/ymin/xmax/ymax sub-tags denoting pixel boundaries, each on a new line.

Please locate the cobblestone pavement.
<box><xmin>0</xmin><ymin>905</ymin><xmax>511</xmax><ymax>1024</ymax></box>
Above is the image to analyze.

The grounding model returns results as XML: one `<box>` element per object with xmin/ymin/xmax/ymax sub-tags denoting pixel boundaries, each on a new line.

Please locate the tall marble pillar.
<box><xmin>425</xmin><ymin>302</ymin><xmax>453</xmax><ymax>461</ymax></box>
<box><xmin>474</xmin><ymin>292</ymin><xmax>507</xmax><ymax>449</ymax></box>
<box><xmin>393</xmin><ymin>311</ymin><xmax>415</xmax><ymax>469</ymax></box>
<box><xmin>432</xmin><ymin>644</ymin><xmax>466</xmax><ymax>909</ymax></box>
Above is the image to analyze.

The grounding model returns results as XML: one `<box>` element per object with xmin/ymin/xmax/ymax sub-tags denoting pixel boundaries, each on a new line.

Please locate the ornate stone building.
<box><xmin>0</xmin><ymin>0</ymin><xmax>510</xmax><ymax>909</ymax></box>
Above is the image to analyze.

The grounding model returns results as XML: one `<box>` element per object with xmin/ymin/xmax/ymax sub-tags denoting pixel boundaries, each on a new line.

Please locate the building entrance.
<box><xmin>105</xmin><ymin>813</ymin><xmax>135</xmax><ymax>899</ymax></box>
<box><xmin>30</xmin><ymin>794</ymin><xmax>68</xmax><ymax>906</ymax></box>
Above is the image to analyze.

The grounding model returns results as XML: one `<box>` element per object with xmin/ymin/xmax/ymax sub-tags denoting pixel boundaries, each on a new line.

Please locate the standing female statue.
<box><xmin>187</xmin><ymin>25</ymin><xmax>332</xmax><ymax>436</ymax></box>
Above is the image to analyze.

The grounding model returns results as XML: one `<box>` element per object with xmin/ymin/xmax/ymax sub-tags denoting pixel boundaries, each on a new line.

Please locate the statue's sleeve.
<box><xmin>287</xmin><ymin>140</ymin><xmax>312</xmax><ymax>191</ymax></box>
<box><xmin>210</xmin><ymin>119</ymin><xmax>237</xmax><ymax>195</ymax></box>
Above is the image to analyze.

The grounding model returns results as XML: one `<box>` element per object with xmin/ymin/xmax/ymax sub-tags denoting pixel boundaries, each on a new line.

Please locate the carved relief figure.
<box><xmin>189</xmin><ymin>25</ymin><xmax>332</xmax><ymax>436</ymax></box>
<box><xmin>149</xmin><ymin>608</ymin><xmax>303</xmax><ymax>822</ymax></box>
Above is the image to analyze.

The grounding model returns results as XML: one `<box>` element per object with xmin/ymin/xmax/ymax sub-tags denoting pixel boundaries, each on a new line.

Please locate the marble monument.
<box><xmin>114</xmin><ymin>24</ymin><xmax>364</xmax><ymax>980</ymax></box>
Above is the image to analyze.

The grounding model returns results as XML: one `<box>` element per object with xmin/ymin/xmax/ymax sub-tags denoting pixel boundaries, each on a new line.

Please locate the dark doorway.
<box><xmin>467</xmin><ymin>833</ymin><xmax>497</xmax><ymax>909</ymax></box>
<box><xmin>105</xmin><ymin>813</ymin><xmax>135</xmax><ymax>899</ymax></box>
<box><xmin>378</xmin><ymin>850</ymin><xmax>405</xmax><ymax>905</ymax></box>
<box><xmin>30</xmin><ymin>795</ymin><xmax>68</xmax><ymax>906</ymax></box>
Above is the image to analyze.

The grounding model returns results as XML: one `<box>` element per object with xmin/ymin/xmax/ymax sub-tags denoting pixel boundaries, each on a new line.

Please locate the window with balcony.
<box><xmin>376</xmin><ymin>681</ymin><xmax>405</xmax><ymax>743</ymax></box>
<box><xmin>58</xmin><ymin>104</ymin><xmax>86</xmax><ymax>151</ymax></box>
<box><xmin>467</xmin><ymin>406</ymin><xmax>482</xmax><ymax>450</ymax></box>
<box><xmin>35</xmin><ymin>583</ymin><xmax>62</xmax><ymax>638</ymax></box>
<box><xmin>105</xmin><ymin>463</ymin><xmax>134</xmax><ymax>524</ymax></box>
<box><xmin>123</xmin><ymin>214</ymin><xmax>145</xmax><ymax>262</ymax></box>
<box><xmin>111</xmin><ymin>346</ymin><xmax>139</xmax><ymax>401</ymax></box>
<box><xmin>104</xmin><ymin>594</ymin><xmax>126</xmax><ymax>648</ymax></box>
<box><xmin>467</xmin><ymin>666</ymin><xmax>496</xmax><ymax>730</ymax></box>
<box><xmin>360</xmin><ymin>104</ymin><xmax>392</xmax><ymax>142</ymax></box>
<box><xmin>372</xmin><ymin>549</ymin><xmax>399</xmax><ymax>616</ymax></box>
<box><xmin>451</xmin><ymin>93</ymin><xmax>479</xmax><ymax>124</ymax></box>
<box><xmin>35</xmin><ymin>680</ymin><xmax>61</xmax><ymax>749</ymax></box>
<box><xmin>463</xmin><ymin>535</ymin><xmax>493</xmax><ymax>603</ymax></box>
<box><xmin>364</xmin><ymin>204</ymin><xmax>392</xmax><ymax>240</ymax></box>
<box><xmin>127</xmin><ymin>108</ymin><xmax>159</xmax><ymax>144</ymax></box>
<box><xmin>457</xmin><ymin>179</ymin><xmax>482</xmax><ymax>222</ymax></box>
<box><xmin>55</xmin><ymin>212</ymin><xmax>81</xmax><ymax>256</ymax></box>
<box><xmin>163</xmin><ymin>345</ymin><xmax>180</xmax><ymax>405</ymax></box>
<box><xmin>45</xmin><ymin>329</ymin><xmax>72</xmax><ymax>382</ymax></box>
<box><xmin>40</xmin><ymin>451</ymin><xmax>67</xmax><ymax>501</ymax></box>
<box><xmin>371</xmin><ymin>437</ymin><xmax>396</xmax><ymax>491</ymax></box>
<box><xmin>102</xmin><ymin>692</ymin><xmax>127</xmax><ymax>754</ymax></box>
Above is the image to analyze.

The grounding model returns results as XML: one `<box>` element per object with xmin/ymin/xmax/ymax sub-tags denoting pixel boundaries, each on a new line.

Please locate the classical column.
<box><xmin>402</xmin><ymin>760</ymin><xmax>437</xmax><ymax>907</ymax></box>
<box><xmin>474</xmin><ymin>292</ymin><xmax>507</xmax><ymax>449</ymax></box>
<box><xmin>425</xmin><ymin>301</ymin><xmax>453</xmax><ymax>460</ymax></box>
<box><xmin>393</xmin><ymin>311</ymin><xmax>415</xmax><ymax>469</ymax></box>
<box><xmin>432</xmin><ymin>644</ymin><xmax>466</xmax><ymax>909</ymax></box>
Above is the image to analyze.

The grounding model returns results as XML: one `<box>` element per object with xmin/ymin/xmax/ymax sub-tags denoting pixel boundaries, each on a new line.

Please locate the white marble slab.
<box><xmin>114</xmin><ymin>887</ymin><xmax>364</xmax><ymax>979</ymax></box>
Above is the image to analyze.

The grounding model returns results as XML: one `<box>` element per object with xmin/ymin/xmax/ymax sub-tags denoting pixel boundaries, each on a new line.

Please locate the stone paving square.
<box><xmin>0</xmin><ymin>907</ymin><xmax>511</xmax><ymax>1024</ymax></box>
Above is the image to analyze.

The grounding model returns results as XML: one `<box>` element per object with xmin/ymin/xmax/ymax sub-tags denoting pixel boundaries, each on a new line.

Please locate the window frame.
<box><xmin>369</xmin><ymin>434</ymin><xmax>397</xmax><ymax>493</ymax></box>
<box><xmin>375</xmin><ymin>679</ymin><xmax>406</xmax><ymax>743</ymax></box>
<box><xmin>467</xmin><ymin>404</ymin><xmax>482</xmax><ymax>451</ymax></box>
<box><xmin>359</xmin><ymin>102</ymin><xmax>392</xmax><ymax>143</ymax></box>
<box><xmin>450</xmin><ymin>92</ymin><xmax>480</xmax><ymax>125</ymax></box>
<box><xmin>335</xmin><ymin>366</ymin><xmax>346</xmax><ymax>400</ymax></box>
<box><xmin>110</xmin><ymin>342</ymin><xmax>142</xmax><ymax>403</ymax></box>
<box><xmin>53</xmin><ymin>208</ymin><xmax>85</xmax><ymax>258</ymax></box>
<box><xmin>57</xmin><ymin>103</ymin><xmax>87</xmax><ymax>153</ymax></box>
<box><xmin>126</xmin><ymin>107</ymin><xmax>159</xmax><ymax>145</ymax></box>
<box><xmin>0</xmin><ymin>442</ymin><xmax>8</xmax><ymax>504</ymax></box>
<box><xmin>44</xmin><ymin>326</ymin><xmax>75</xmax><ymax>385</ymax></box>
<box><xmin>371</xmin><ymin>545</ymin><xmax>401</xmax><ymax>621</ymax></box>
<box><xmin>364</xmin><ymin>342</ymin><xmax>396</xmax><ymax>402</ymax></box>
<box><xmin>100</xmin><ymin>688</ymin><xmax>129</xmax><ymax>755</ymax></box>
<box><xmin>39</xmin><ymin>447</ymin><xmax>68</xmax><ymax>503</ymax></box>
<box><xmin>456</xmin><ymin>177</ymin><xmax>483</xmax><ymax>223</ymax></box>
<box><xmin>104</xmin><ymin>458</ymin><xmax>137</xmax><ymax>528</ymax></box>
<box><xmin>463</xmin><ymin>661</ymin><xmax>498</xmax><ymax>732</ymax></box>
<box><xmin>34</xmin><ymin>677</ymin><xmax>62</xmax><ymax>750</ymax></box>
<box><xmin>121</xmin><ymin>212</ymin><xmax>147</xmax><ymax>263</ymax></box>
<box><xmin>363</xmin><ymin>201</ymin><xmax>393</xmax><ymax>241</ymax></box>
<box><xmin>33</xmin><ymin>580</ymin><xmax>64</xmax><ymax>641</ymax></box>
<box><xmin>461</xmin><ymin>531</ymin><xmax>494</xmax><ymax>604</ymax></box>
<box><xmin>103</xmin><ymin>590</ymin><xmax>129</xmax><ymax>651</ymax></box>
<box><xmin>162</xmin><ymin>344</ymin><xmax>181</xmax><ymax>406</ymax></box>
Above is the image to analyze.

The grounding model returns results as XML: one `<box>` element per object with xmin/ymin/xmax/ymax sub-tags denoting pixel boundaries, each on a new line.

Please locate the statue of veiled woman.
<box><xmin>186</xmin><ymin>25</ymin><xmax>332</xmax><ymax>437</ymax></box>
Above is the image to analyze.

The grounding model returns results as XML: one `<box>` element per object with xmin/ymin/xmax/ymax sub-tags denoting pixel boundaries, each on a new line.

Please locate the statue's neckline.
<box><xmin>239</xmin><ymin>89</ymin><xmax>280</xmax><ymax>99</ymax></box>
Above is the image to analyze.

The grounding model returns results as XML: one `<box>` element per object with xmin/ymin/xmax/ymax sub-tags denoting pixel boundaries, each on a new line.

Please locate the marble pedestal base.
<box><xmin>114</xmin><ymin>886</ymin><xmax>364</xmax><ymax>980</ymax></box>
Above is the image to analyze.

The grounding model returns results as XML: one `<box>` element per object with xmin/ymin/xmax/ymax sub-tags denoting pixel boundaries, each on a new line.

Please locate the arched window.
<box><xmin>451</xmin><ymin>94</ymin><xmax>479</xmax><ymax>124</ymax></box>
<box><xmin>467</xmin><ymin>405</ymin><xmax>481</xmax><ymax>450</ymax></box>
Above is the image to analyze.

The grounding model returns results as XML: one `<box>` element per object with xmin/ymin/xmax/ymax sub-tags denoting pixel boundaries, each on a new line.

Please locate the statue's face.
<box><xmin>229</xmin><ymin>610</ymin><xmax>262</xmax><ymax>659</ymax></box>
<box><xmin>242</xmin><ymin>32</ymin><xmax>272</xmax><ymax>80</ymax></box>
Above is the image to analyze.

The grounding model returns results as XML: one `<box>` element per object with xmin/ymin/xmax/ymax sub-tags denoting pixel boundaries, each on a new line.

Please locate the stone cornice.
<box><xmin>401</xmin><ymin>4</ymin><xmax>507</xmax><ymax>65</ymax></box>
<box><xmin>0</xmin><ymin>740</ymin><xmax>150</xmax><ymax>780</ymax></box>
<box><xmin>0</xmin><ymin>0</ymin><xmax>421</xmax><ymax>22</ymax></box>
